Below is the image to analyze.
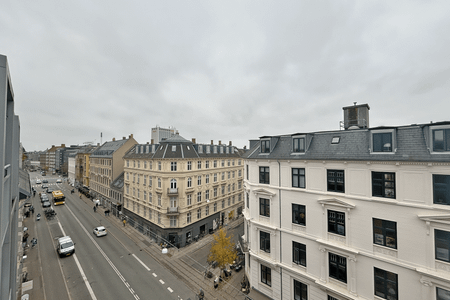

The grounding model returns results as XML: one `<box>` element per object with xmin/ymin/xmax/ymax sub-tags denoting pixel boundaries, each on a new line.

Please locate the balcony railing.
<box><xmin>167</xmin><ymin>188</ymin><xmax>178</xmax><ymax>195</ymax></box>
<box><xmin>167</xmin><ymin>207</ymin><xmax>179</xmax><ymax>214</ymax></box>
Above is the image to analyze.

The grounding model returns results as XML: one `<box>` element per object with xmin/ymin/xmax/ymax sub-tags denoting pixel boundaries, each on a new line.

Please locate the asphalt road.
<box><xmin>30</xmin><ymin>172</ymin><xmax>196</xmax><ymax>300</ymax></box>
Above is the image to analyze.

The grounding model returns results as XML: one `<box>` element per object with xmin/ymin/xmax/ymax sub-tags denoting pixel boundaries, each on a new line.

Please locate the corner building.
<box><xmin>123</xmin><ymin>134</ymin><xmax>244</xmax><ymax>247</ymax></box>
<box><xmin>243</xmin><ymin>104</ymin><xmax>450</xmax><ymax>300</ymax></box>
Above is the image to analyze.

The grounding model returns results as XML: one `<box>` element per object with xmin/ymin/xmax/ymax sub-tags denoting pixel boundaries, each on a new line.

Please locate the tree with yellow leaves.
<box><xmin>208</xmin><ymin>228</ymin><xmax>237</xmax><ymax>270</ymax></box>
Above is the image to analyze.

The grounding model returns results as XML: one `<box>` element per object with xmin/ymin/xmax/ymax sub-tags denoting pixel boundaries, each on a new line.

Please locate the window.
<box><xmin>158</xmin><ymin>161</ymin><xmax>161</xmax><ymax>170</ymax></box>
<box><xmin>197</xmin><ymin>192</ymin><xmax>202</xmax><ymax>202</ymax></box>
<box><xmin>206</xmin><ymin>161</ymin><xmax>209</xmax><ymax>168</ymax></box>
<box><xmin>373</xmin><ymin>218</ymin><xmax>397</xmax><ymax>249</ymax></box>
<box><xmin>144</xmin><ymin>161</ymin><xmax>147</xmax><ymax>168</ymax></box>
<box><xmin>437</xmin><ymin>287</ymin><xmax>450</xmax><ymax>300</ymax></box>
<box><xmin>149</xmin><ymin>176</ymin><xmax>152</xmax><ymax>187</ymax></box>
<box><xmin>126</xmin><ymin>160</ymin><xmax>129</xmax><ymax>167</ymax></box>
<box><xmin>214</xmin><ymin>203</ymin><xmax>217</xmax><ymax>212</ymax></box>
<box><xmin>374</xmin><ymin>267</ymin><xmax>398</xmax><ymax>300</ymax></box>
<box><xmin>246</xmin><ymin>165</ymin><xmax>249</xmax><ymax>180</ymax></box>
<box><xmin>222</xmin><ymin>172</ymin><xmax>225</xmax><ymax>180</ymax></box>
<box><xmin>222</xmin><ymin>200</ymin><xmax>225</xmax><ymax>208</ymax></box>
<box><xmin>149</xmin><ymin>193</ymin><xmax>152</xmax><ymax>203</ymax></box>
<box><xmin>433</xmin><ymin>175</ymin><xmax>450</xmax><ymax>205</ymax></box>
<box><xmin>329</xmin><ymin>253</ymin><xmax>347</xmax><ymax>283</ymax></box>
<box><xmin>197</xmin><ymin>208</ymin><xmax>201</xmax><ymax>219</ymax></box>
<box><xmin>198</xmin><ymin>176</ymin><xmax>202</xmax><ymax>185</ymax></box>
<box><xmin>187</xmin><ymin>161</ymin><xmax>192</xmax><ymax>170</ymax></box>
<box><xmin>435</xmin><ymin>229</ymin><xmax>450</xmax><ymax>262</ymax></box>
<box><xmin>171</xmin><ymin>162</ymin><xmax>177</xmax><ymax>171</ymax></box>
<box><xmin>205</xmin><ymin>206</ymin><xmax>209</xmax><ymax>216</ymax></box>
<box><xmin>221</xmin><ymin>160</ymin><xmax>225</xmax><ymax>167</ymax></box>
<box><xmin>373</xmin><ymin>132</ymin><xmax>393</xmax><ymax>152</ymax></box>
<box><xmin>214</xmin><ymin>173</ymin><xmax>217</xmax><ymax>182</ymax></box>
<box><xmin>187</xmin><ymin>212</ymin><xmax>191</xmax><ymax>223</ymax></box>
<box><xmin>292</xmin><ymin>168</ymin><xmax>305</xmax><ymax>188</ymax></box>
<box><xmin>144</xmin><ymin>191</ymin><xmax>147</xmax><ymax>201</ymax></box>
<box><xmin>261</xmin><ymin>140</ymin><xmax>270</xmax><ymax>153</ymax></box>
<box><xmin>228</xmin><ymin>171</ymin><xmax>230</xmax><ymax>179</ymax></box>
<box><xmin>158</xmin><ymin>178</ymin><xmax>161</xmax><ymax>188</ymax></box>
<box><xmin>143</xmin><ymin>175</ymin><xmax>147</xmax><ymax>185</ymax></box>
<box><xmin>433</xmin><ymin>129</ymin><xmax>450</xmax><ymax>152</ymax></box>
<box><xmin>261</xmin><ymin>265</ymin><xmax>271</xmax><ymax>286</ymax></box>
<box><xmin>205</xmin><ymin>190</ymin><xmax>209</xmax><ymax>200</ymax></box>
<box><xmin>213</xmin><ymin>188</ymin><xmax>217</xmax><ymax>198</ymax></box>
<box><xmin>158</xmin><ymin>212</ymin><xmax>161</xmax><ymax>224</ymax></box>
<box><xmin>292</xmin><ymin>204</ymin><xmax>306</xmax><ymax>226</ymax></box>
<box><xmin>170</xmin><ymin>216</ymin><xmax>177</xmax><ymax>227</ymax></box>
<box><xmin>206</xmin><ymin>174</ymin><xmax>209</xmax><ymax>184</ymax></box>
<box><xmin>294</xmin><ymin>280</ymin><xmax>307</xmax><ymax>300</ymax></box>
<box><xmin>293</xmin><ymin>241</ymin><xmax>306</xmax><ymax>267</ymax></box>
<box><xmin>327</xmin><ymin>170</ymin><xmax>344</xmax><ymax>193</ymax></box>
<box><xmin>170</xmin><ymin>179</ymin><xmax>177</xmax><ymax>189</ymax></box>
<box><xmin>372</xmin><ymin>172</ymin><xmax>396</xmax><ymax>198</ymax></box>
<box><xmin>158</xmin><ymin>194</ymin><xmax>161</xmax><ymax>206</ymax></box>
<box><xmin>228</xmin><ymin>197</ymin><xmax>230</xmax><ymax>206</ymax></box>
<box><xmin>293</xmin><ymin>137</ymin><xmax>305</xmax><ymax>153</ymax></box>
<box><xmin>328</xmin><ymin>296</ymin><xmax>339</xmax><ymax>300</ymax></box>
<box><xmin>198</xmin><ymin>161</ymin><xmax>202</xmax><ymax>169</ymax></box>
<box><xmin>221</xmin><ymin>185</ymin><xmax>225</xmax><ymax>195</ymax></box>
<box><xmin>260</xmin><ymin>231</ymin><xmax>270</xmax><ymax>253</ymax></box>
<box><xmin>187</xmin><ymin>194</ymin><xmax>192</xmax><ymax>206</ymax></box>
<box><xmin>331</xmin><ymin>137</ymin><xmax>340</xmax><ymax>144</ymax></box>
<box><xmin>172</xmin><ymin>145</ymin><xmax>176</xmax><ymax>151</ymax></box>
<box><xmin>259</xmin><ymin>198</ymin><xmax>270</xmax><ymax>217</ymax></box>
<box><xmin>214</xmin><ymin>160</ymin><xmax>217</xmax><ymax>168</ymax></box>
<box><xmin>328</xmin><ymin>210</ymin><xmax>345</xmax><ymax>236</ymax></box>
<box><xmin>187</xmin><ymin>177</ymin><xmax>192</xmax><ymax>188</ymax></box>
<box><xmin>149</xmin><ymin>209</ymin><xmax>152</xmax><ymax>220</ymax></box>
<box><xmin>238</xmin><ymin>170</ymin><xmax>242</xmax><ymax>177</ymax></box>
<box><xmin>259</xmin><ymin>167</ymin><xmax>270</xmax><ymax>184</ymax></box>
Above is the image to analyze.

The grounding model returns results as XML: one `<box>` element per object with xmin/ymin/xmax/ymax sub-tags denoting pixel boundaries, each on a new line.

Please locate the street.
<box><xmin>26</xmin><ymin>172</ymin><xmax>196</xmax><ymax>300</ymax></box>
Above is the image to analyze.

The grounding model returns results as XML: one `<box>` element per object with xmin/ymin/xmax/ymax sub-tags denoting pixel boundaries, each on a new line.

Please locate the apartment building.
<box><xmin>122</xmin><ymin>134</ymin><xmax>244</xmax><ymax>247</ymax></box>
<box><xmin>243</xmin><ymin>103</ymin><xmax>450</xmax><ymax>300</ymax></box>
<box><xmin>89</xmin><ymin>135</ymin><xmax>137</xmax><ymax>209</ymax></box>
<box><xmin>0</xmin><ymin>54</ymin><xmax>21</xmax><ymax>300</ymax></box>
<box><xmin>151</xmin><ymin>125</ymin><xmax>176</xmax><ymax>143</ymax></box>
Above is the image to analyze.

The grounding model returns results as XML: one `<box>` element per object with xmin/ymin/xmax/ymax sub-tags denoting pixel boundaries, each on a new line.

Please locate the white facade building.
<box><xmin>151</xmin><ymin>126</ymin><xmax>176</xmax><ymax>143</ymax></box>
<box><xmin>68</xmin><ymin>155</ymin><xmax>76</xmax><ymax>185</ymax></box>
<box><xmin>243</xmin><ymin>104</ymin><xmax>450</xmax><ymax>300</ymax></box>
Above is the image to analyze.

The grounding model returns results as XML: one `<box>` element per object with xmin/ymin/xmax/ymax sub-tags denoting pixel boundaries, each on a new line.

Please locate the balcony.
<box><xmin>167</xmin><ymin>207</ymin><xmax>179</xmax><ymax>215</ymax></box>
<box><xmin>167</xmin><ymin>188</ymin><xmax>178</xmax><ymax>195</ymax></box>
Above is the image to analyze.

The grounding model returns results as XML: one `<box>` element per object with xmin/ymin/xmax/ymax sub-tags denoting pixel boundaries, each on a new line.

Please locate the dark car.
<box><xmin>47</xmin><ymin>188</ymin><xmax>54</xmax><ymax>194</ymax></box>
<box><xmin>42</xmin><ymin>179</ymin><xmax>48</xmax><ymax>183</ymax></box>
<box><xmin>42</xmin><ymin>184</ymin><xmax>48</xmax><ymax>189</ymax></box>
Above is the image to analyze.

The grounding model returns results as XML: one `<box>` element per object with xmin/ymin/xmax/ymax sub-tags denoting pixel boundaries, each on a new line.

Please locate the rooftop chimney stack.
<box><xmin>211</xmin><ymin>140</ymin><xmax>213</xmax><ymax>145</ymax></box>
<box><xmin>342</xmin><ymin>103</ymin><xmax>370</xmax><ymax>130</ymax></box>
<box><xmin>112</xmin><ymin>138</ymin><xmax>115</xmax><ymax>141</ymax></box>
<box><xmin>219</xmin><ymin>140</ymin><xmax>222</xmax><ymax>145</ymax></box>
<box><xmin>229</xmin><ymin>141</ymin><xmax>232</xmax><ymax>146</ymax></box>
<box><xmin>192</xmin><ymin>138</ymin><xmax>196</xmax><ymax>144</ymax></box>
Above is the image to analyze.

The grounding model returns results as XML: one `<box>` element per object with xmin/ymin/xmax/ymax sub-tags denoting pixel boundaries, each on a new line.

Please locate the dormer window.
<box><xmin>261</xmin><ymin>140</ymin><xmax>270</xmax><ymax>153</ymax></box>
<box><xmin>433</xmin><ymin>128</ymin><xmax>450</xmax><ymax>152</ymax></box>
<box><xmin>371</xmin><ymin>130</ymin><xmax>395</xmax><ymax>153</ymax></box>
<box><xmin>293</xmin><ymin>137</ymin><xmax>305</xmax><ymax>153</ymax></box>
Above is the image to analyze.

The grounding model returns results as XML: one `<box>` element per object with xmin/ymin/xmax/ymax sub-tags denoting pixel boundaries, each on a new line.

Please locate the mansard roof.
<box><xmin>245</xmin><ymin>122</ymin><xmax>450</xmax><ymax>162</ymax></box>
<box><xmin>91</xmin><ymin>139</ymin><xmax>129</xmax><ymax>158</ymax></box>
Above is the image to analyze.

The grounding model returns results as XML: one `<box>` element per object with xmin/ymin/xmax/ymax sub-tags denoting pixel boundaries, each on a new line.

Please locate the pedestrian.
<box><xmin>93</xmin><ymin>206</ymin><xmax>96</xmax><ymax>212</ymax></box>
<box><xmin>104</xmin><ymin>210</ymin><xmax>107</xmax><ymax>216</ymax></box>
<box><xmin>123</xmin><ymin>219</ymin><xmax>126</xmax><ymax>227</ymax></box>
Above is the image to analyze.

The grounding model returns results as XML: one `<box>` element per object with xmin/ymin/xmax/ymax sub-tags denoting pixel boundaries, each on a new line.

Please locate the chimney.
<box><xmin>342</xmin><ymin>103</ymin><xmax>370</xmax><ymax>130</ymax></box>
<box><xmin>97</xmin><ymin>143</ymin><xmax>100</xmax><ymax>146</ymax></box>
<box><xmin>192</xmin><ymin>138</ymin><xmax>196</xmax><ymax>144</ymax></box>
<box><xmin>219</xmin><ymin>140</ymin><xmax>222</xmax><ymax>145</ymax></box>
<box><xmin>151</xmin><ymin>139</ymin><xmax>154</xmax><ymax>144</ymax></box>
<box><xmin>123</xmin><ymin>137</ymin><xmax>125</xmax><ymax>140</ymax></box>
<box><xmin>129</xmin><ymin>134</ymin><xmax>133</xmax><ymax>139</ymax></box>
<box><xmin>211</xmin><ymin>140</ymin><xmax>214</xmax><ymax>145</ymax></box>
<box><xmin>61</xmin><ymin>144</ymin><xmax>65</xmax><ymax>147</ymax></box>
<box><xmin>229</xmin><ymin>141</ymin><xmax>232</xmax><ymax>146</ymax></box>
<box><xmin>112</xmin><ymin>138</ymin><xmax>115</xmax><ymax>141</ymax></box>
<box><xmin>146</xmin><ymin>142</ymin><xmax>149</xmax><ymax>144</ymax></box>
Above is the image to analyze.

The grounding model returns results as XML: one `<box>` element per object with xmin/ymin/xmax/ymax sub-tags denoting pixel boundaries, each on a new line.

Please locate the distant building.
<box><xmin>151</xmin><ymin>126</ymin><xmax>176</xmax><ymax>143</ymax></box>
<box><xmin>122</xmin><ymin>134</ymin><xmax>245</xmax><ymax>247</ymax></box>
<box><xmin>89</xmin><ymin>135</ymin><xmax>138</xmax><ymax>211</ymax></box>
<box><xmin>0</xmin><ymin>54</ymin><xmax>22</xmax><ymax>300</ymax></box>
<box><xmin>243</xmin><ymin>103</ymin><xmax>450</xmax><ymax>300</ymax></box>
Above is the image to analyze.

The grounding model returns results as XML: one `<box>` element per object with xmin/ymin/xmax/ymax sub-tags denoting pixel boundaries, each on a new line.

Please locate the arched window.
<box><xmin>170</xmin><ymin>179</ymin><xmax>177</xmax><ymax>189</ymax></box>
<box><xmin>187</xmin><ymin>177</ymin><xmax>192</xmax><ymax>188</ymax></box>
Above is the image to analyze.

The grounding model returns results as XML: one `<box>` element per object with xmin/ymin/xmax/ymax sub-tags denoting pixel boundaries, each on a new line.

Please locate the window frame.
<box><xmin>259</xmin><ymin>167</ymin><xmax>270</xmax><ymax>184</ymax></box>
<box><xmin>372</xmin><ymin>131</ymin><xmax>394</xmax><ymax>153</ymax></box>
<box><xmin>261</xmin><ymin>264</ymin><xmax>271</xmax><ymax>286</ymax></box>
<box><xmin>373</xmin><ymin>218</ymin><xmax>397</xmax><ymax>249</ymax></box>
<box><xmin>433</xmin><ymin>174</ymin><xmax>450</xmax><ymax>205</ymax></box>
<box><xmin>374</xmin><ymin>267</ymin><xmax>398</xmax><ymax>300</ymax></box>
<box><xmin>329</xmin><ymin>252</ymin><xmax>347</xmax><ymax>284</ymax></box>
<box><xmin>437</xmin><ymin>287</ymin><xmax>450</xmax><ymax>300</ymax></box>
<box><xmin>292</xmin><ymin>168</ymin><xmax>306</xmax><ymax>188</ymax></box>
<box><xmin>432</xmin><ymin>127</ymin><xmax>450</xmax><ymax>152</ymax></box>
<box><xmin>435</xmin><ymin>229</ymin><xmax>450</xmax><ymax>263</ymax></box>
<box><xmin>292</xmin><ymin>136</ymin><xmax>306</xmax><ymax>153</ymax></box>
<box><xmin>259</xmin><ymin>198</ymin><xmax>270</xmax><ymax>217</ymax></box>
<box><xmin>260</xmin><ymin>231</ymin><xmax>271</xmax><ymax>253</ymax></box>
<box><xmin>261</xmin><ymin>140</ymin><xmax>270</xmax><ymax>153</ymax></box>
<box><xmin>328</xmin><ymin>210</ymin><xmax>345</xmax><ymax>236</ymax></box>
<box><xmin>292</xmin><ymin>204</ymin><xmax>306</xmax><ymax>226</ymax></box>
<box><xmin>327</xmin><ymin>169</ymin><xmax>345</xmax><ymax>193</ymax></box>
<box><xmin>293</xmin><ymin>279</ymin><xmax>308</xmax><ymax>300</ymax></box>
<box><xmin>372</xmin><ymin>171</ymin><xmax>396</xmax><ymax>199</ymax></box>
<box><xmin>293</xmin><ymin>241</ymin><xmax>306</xmax><ymax>267</ymax></box>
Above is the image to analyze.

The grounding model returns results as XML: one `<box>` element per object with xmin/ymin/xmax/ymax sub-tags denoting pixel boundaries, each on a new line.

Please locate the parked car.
<box><xmin>36</xmin><ymin>179</ymin><xmax>41</xmax><ymax>184</ymax></box>
<box><xmin>93</xmin><ymin>226</ymin><xmax>107</xmax><ymax>237</ymax></box>
<box><xmin>42</xmin><ymin>201</ymin><xmax>51</xmax><ymax>208</ymax></box>
<box><xmin>42</xmin><ymin>184</ymin><xmax>48</xmax><ymax>189</ymax></box>
<box><xmin>42</xmin><ymin>179</ymin><xmax>48</xmax><ymax>183</ymax></box>
<box><xmin>56</xmin><ymin>179</ymin><xmax>62</xmax><ymax>183</ymax></box>
<box><xmin>47</xmin><ymin>188</ymin><xmax>54</xmax><ymax>194</ymax></box>
<box><xmin>40</xmin><ymin>194</ymin><xmax>49</xmax><ymax>202</ymax></box>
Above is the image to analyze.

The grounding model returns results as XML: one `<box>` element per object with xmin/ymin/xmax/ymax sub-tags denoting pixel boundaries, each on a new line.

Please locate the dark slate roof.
<box><xmin>124</xmin><ymin>134</ymin><xmax>243</xmax><ymax>160</ymax></box>
<box><xmin>111</xmin><ymin>172</ymin><xmax>124</xmax><ymax>190</ymax></box>
<box><xmin>245</xmin><ymin>123</ymin><xmax>450</xmax><ymax>162</ymax></box>
<box><xmin>91</xmin><ymin>139</ymin><xmax>129</xmax><ymax>158</ymax></box>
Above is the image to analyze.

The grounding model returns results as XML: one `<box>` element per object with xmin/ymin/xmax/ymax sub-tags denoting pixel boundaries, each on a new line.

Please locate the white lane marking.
<box><xmin>58</xmin><ymin>221</ymin><xmax>97</xmax><ymax>300</ymax></box>
<box><xmin>66</xmin><ymin>205</ymin><xmax>140</xmax><ymax>300</ymax></box>
<box><xmin>152</xmin><ymin>273</ymin><xmax>157</xmax><ymax>277</ymax></box>
<box><xmin>168</xmin><ymin>287</ymin><xmax>173</xmax><ymax>293</ymax></box>
<box><xmin>132</xmin><ymin>254</ymin><xmax>151</xmax><ymax>271</ymax></box>
<box><xmin>159</xmin><ymin>279</ymin><xmax>165</xmax><ymax>285</ymax></box>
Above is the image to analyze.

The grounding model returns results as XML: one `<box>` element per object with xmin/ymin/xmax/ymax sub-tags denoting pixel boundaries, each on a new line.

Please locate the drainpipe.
<box><xmin>278</xmin><ymin>160</ymin><xmax>282</xmax><ymax>300</ymax></box>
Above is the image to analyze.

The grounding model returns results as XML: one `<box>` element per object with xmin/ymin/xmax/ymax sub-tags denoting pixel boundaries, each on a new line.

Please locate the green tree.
<box><xmin>208</xmin><ymin>228</ymin><xmax>237</xmax><ymax>269</ymax></box>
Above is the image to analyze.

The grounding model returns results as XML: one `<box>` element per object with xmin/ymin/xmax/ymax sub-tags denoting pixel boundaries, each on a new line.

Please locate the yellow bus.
<box><xmin>52</xmin><ymin>190</ymin><xmax>65</xmax><ymax>206</ymax></box>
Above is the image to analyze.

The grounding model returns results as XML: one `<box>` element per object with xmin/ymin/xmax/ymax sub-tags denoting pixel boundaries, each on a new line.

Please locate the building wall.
<box><xmin>244</xmin><ymin>157</ymin><xmax>450</xmax><ymax>300</ymax></box>
<box><xmin>68</xmin><ymin>156</ymin><xmax>75</xmax><ymax>185</ymax></box>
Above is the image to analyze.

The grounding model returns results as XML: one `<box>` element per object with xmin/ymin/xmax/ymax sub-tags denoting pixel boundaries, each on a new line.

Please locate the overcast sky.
<box><xmin>2</xmin><ymin>1</ymin><xmax>450</xmax><ymax>151</ymax></box>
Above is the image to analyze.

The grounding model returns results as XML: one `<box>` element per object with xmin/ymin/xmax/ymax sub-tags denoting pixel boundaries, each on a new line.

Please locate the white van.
<box><xmin>57</xmin><ymin>236</ymin><xmax>75</xmax><ymax>257</ymax></box>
